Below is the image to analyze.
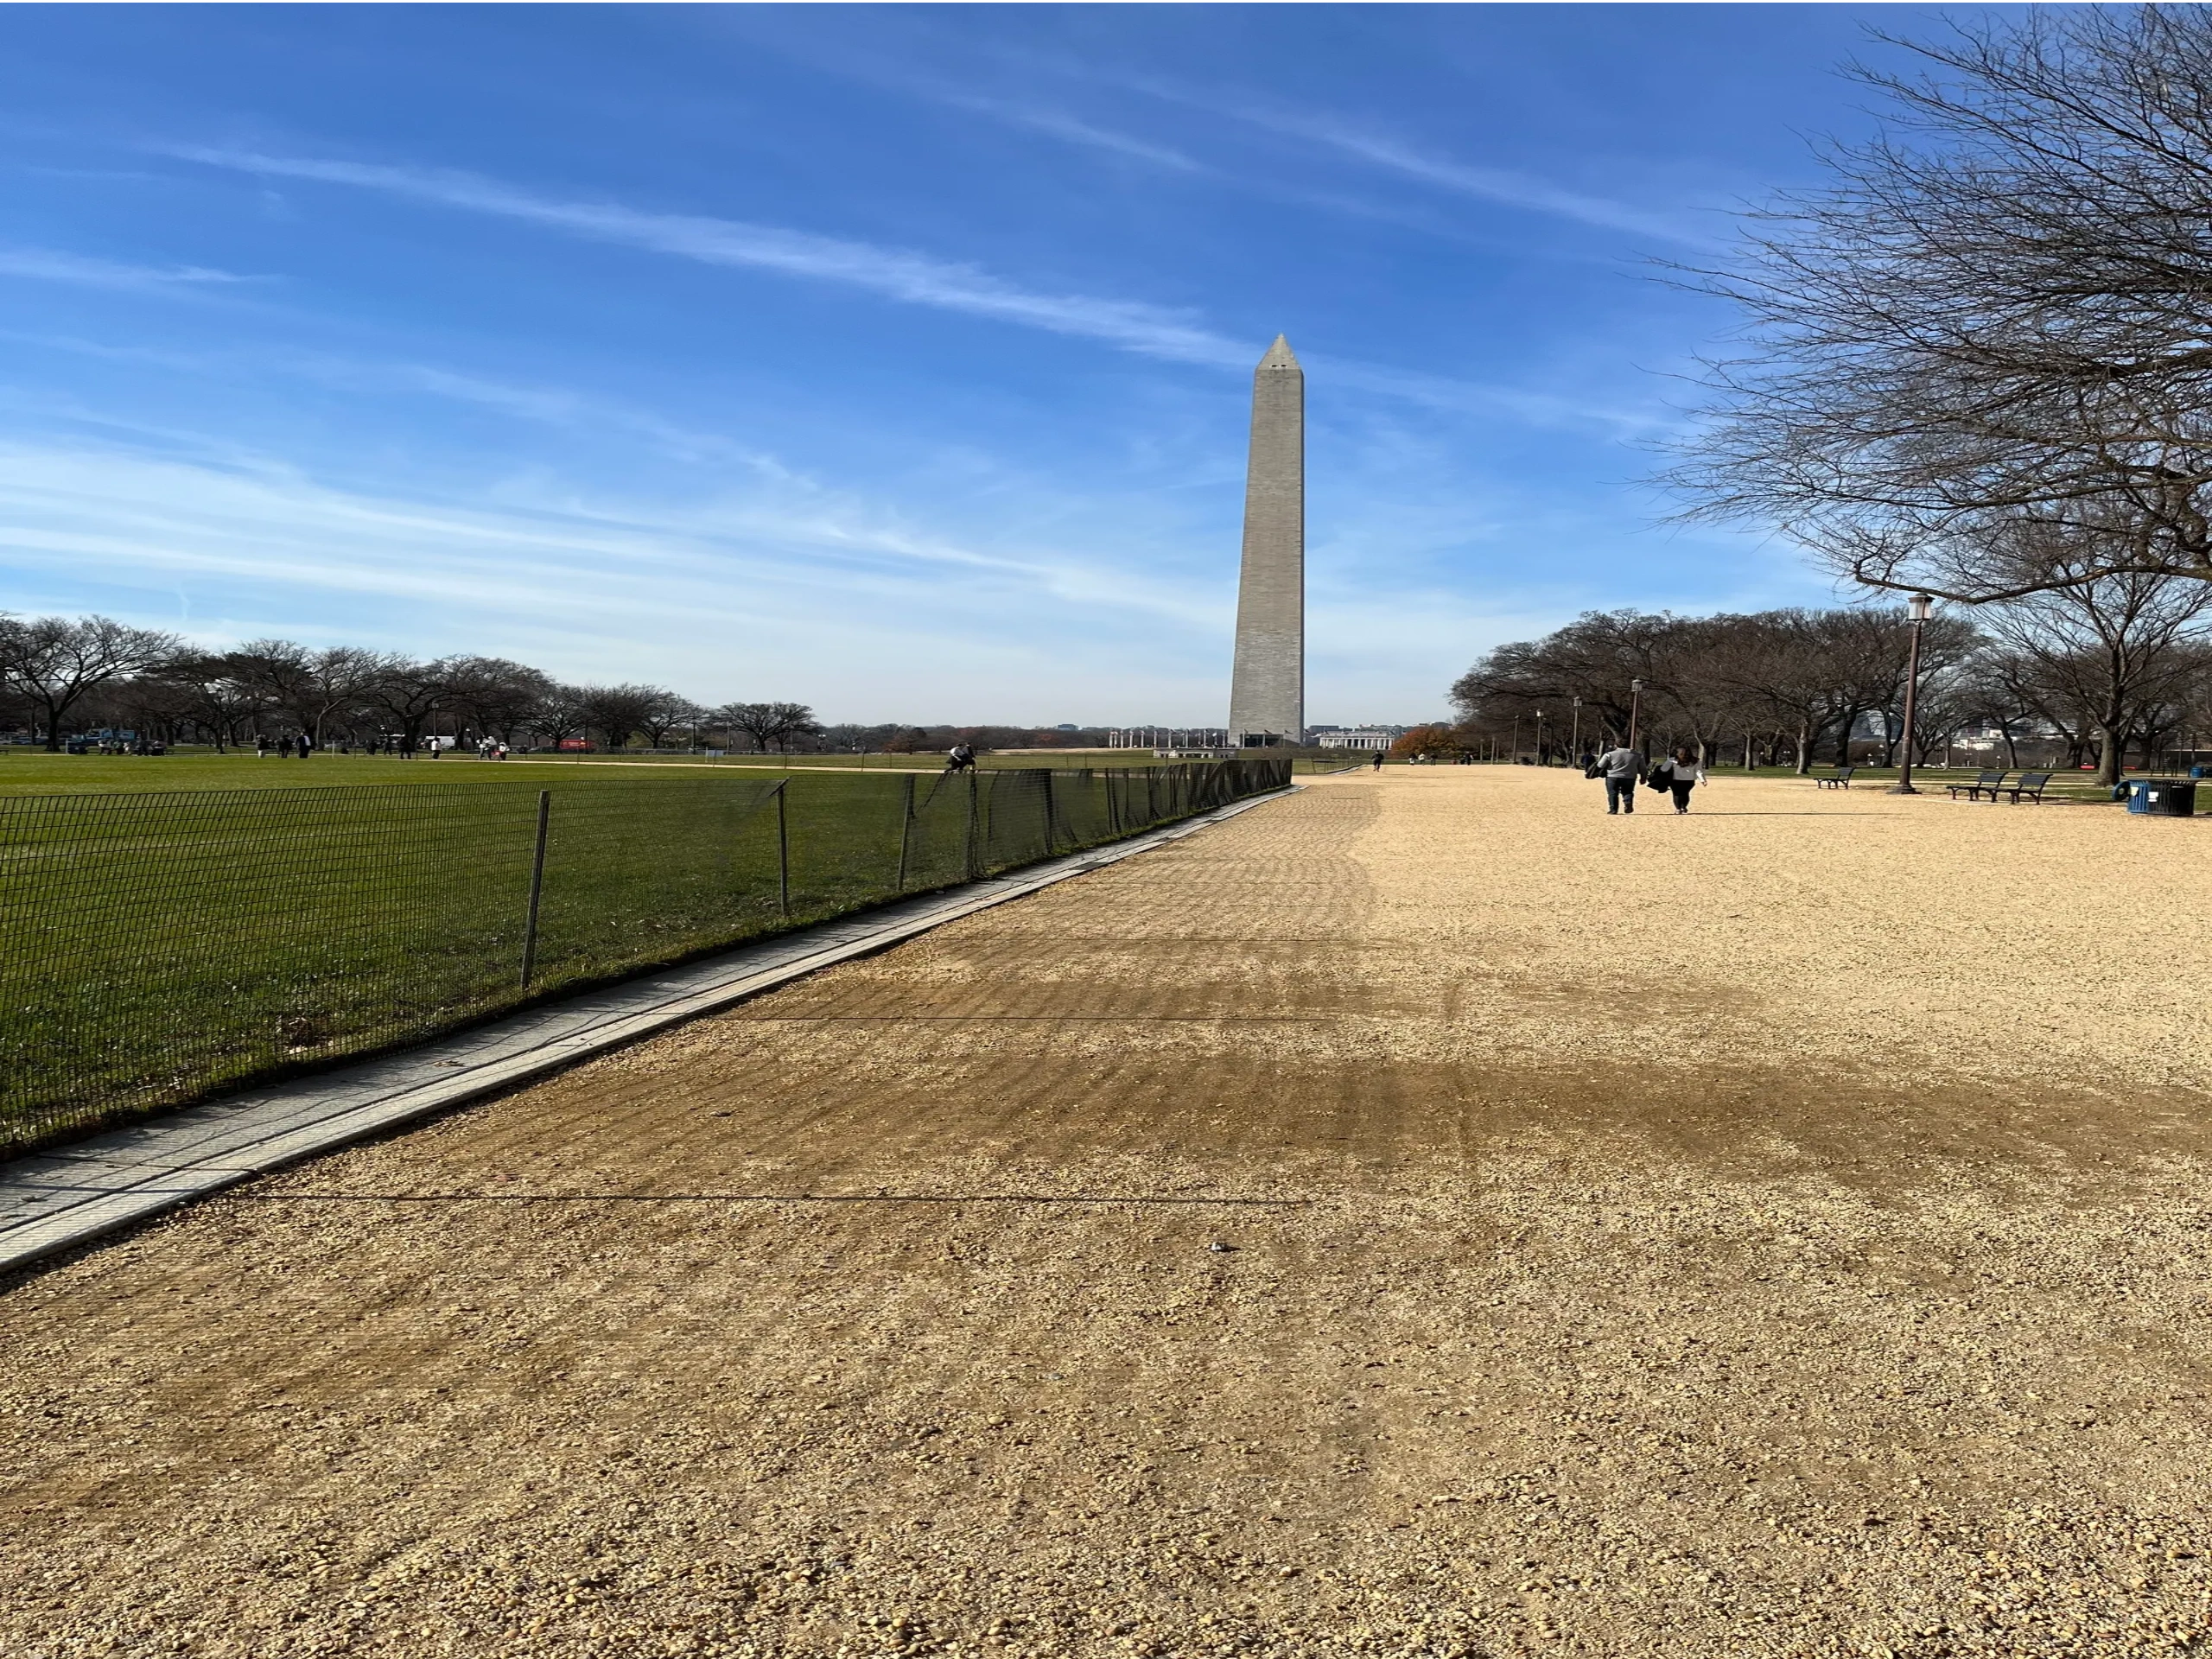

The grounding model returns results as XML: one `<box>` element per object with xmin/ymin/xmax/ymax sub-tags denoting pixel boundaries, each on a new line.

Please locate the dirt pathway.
<box><xmin>7</xmin><ymin>770</ymin><xmax>2212</xmax><ymax>1657</ymax></box>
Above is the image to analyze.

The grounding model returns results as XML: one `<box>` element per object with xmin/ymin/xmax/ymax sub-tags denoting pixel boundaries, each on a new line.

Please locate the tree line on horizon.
<box><xmin>0</xmin><ymin>614</ymin><xmax>1114</xmax><ymax>757</ymax></box>
<box><xmin>1443</xmin><ymin>596</ymin><xmax>2212</xmax><ymax>785</ymax></box>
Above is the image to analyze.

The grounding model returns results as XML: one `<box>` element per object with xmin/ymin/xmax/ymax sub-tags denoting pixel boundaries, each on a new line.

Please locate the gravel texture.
<box><xmin>6</xmin><ymin>768</ymin><xmax>2212</xmax><ymax>1657</ymax></box>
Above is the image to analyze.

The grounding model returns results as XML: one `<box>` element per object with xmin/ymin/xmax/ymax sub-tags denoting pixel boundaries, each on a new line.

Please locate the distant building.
<box><xmin>1308</xmin><ymin>725</ymin><xmax>1408</xmax><ymax>752</ymax></box>
<box><xmin>1106</xmin><ymin>727</ymin><xmax>1230</xmax><ymax>750</ymax></box>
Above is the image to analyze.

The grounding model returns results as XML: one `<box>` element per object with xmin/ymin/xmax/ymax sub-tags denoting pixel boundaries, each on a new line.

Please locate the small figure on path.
<box><xmin>296</xmin><ymin>734</ymin><xmax>312</xmax><ymax>760</ymax></box>
<box><xmin>944</xmin><ymin>742</ymin><xmax>976</xmax><ymax>774</ymax></box>
<box><xmin>1655</xmin><ymin>745</ymin><xmax>1708</xmax><ymax>815</ymax></box>
<box><xmin>1594</xmin><ymin>740</ymin><xmax>1643</xmax><ymax>815</ymax></box>
<box><xmin>1371</xmin><ymin>751</ymin><xmax>1384</xmax><ymax>772</ymax></box>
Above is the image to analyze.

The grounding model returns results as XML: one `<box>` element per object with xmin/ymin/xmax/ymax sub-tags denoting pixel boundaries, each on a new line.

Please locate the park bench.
<box><xmin>1948</xmin><ymin>769</ymin><xmax>2009</xmax><ymax>801</ymax></box>
<box><xmin>1815</xmin><ymin>766</ymin><xmax>1855</xmax><ymax>789</ymax></box>
<box><xmin>1999</xmin><ymin>772</ymin><xmax>2054</xmax><ymax>804</ymax></box>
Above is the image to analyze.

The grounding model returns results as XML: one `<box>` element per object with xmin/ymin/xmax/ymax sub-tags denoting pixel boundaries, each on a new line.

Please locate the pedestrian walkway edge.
<box><xmin>0</xmin><ymin>785</ymin><xmax>1300</xmax><ymax>1279</ymax></box>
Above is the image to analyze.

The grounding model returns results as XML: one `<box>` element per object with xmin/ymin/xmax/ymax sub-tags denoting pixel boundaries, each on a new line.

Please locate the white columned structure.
<box><xmin>1228</xmin><ymin>334</ymin><xmax>1304</xmax><ymax>747</ymax></box>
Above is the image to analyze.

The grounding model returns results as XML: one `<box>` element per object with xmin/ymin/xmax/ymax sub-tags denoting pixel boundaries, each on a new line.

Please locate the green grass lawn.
<box><xmin>0</xmin><ymin>758</ymin><xmax>1282</xmax><ymax>1152</ymax></box>
<box><xmin>0</xmin><ymin>747</ymin><xmax>1311</xmax><ymax>791</ymax></box>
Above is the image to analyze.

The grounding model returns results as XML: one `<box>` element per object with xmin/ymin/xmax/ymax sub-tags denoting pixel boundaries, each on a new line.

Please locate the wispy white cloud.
<box><xmin>933</xmin><ymin>92</ymin><xmax>1205</xmax><ymax>172</ymax></box>
<box><xmin>143</xmin><ymin>146</ymin><xmax>1677</xmax><ymax>429</ymax></box>
<box><xmin>0</xmin><ymin>435</ymin><xmax>1250</xmax><ymax>713</ymax></box>
<box><xmin>168</xmin><ymin>146</ymin><xmax>1248</xmax><ymax>366</ymax></box>
<box><xmin>0</xmin><ymin>246</ymin><xmax>267</xmax><ymax>290</ymax></box>
<box><xmin>1218</xmin><ymin>107</ymin><xmax>1721</xmax><ymax>249</ymax></box>
<box><xmin>0</xmin><ymin>430</ymin><xmax>1217</xmax><ymax>628</ymax></box>
<box><xmin>1315</xmin><ymin>356</ymin><xmax>1689</xmax><ymax>442</ymax></box>
<box><xmin>1051</xmin><ymin>66</ymin><xmax>1720</xmax><ymax>251</ymax></box>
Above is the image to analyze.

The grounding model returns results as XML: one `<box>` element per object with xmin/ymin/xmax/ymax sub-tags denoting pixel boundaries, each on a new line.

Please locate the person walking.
<box><xmin>1594</xmin><ymin>738</ymin><xmax>1643</xmax><ymax>815</ymax></box>
<box><xmin>944</xmin><ymin>741</ymin><xmax>976</xmax><ymax>774</ymax></box>
<box><xmin>1656</xmin><ymin>745</ymin><xmax>1709</xmax><ymax>814</ymax></box>
<box><xmin>1370</xmin><ymin>750</ymin><xmax>1384</xmax><ymax>772</ymax></box>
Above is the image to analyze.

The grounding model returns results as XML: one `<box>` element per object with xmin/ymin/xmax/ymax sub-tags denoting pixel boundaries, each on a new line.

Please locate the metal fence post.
<box><xmin>1042</xmin><ymin>768</ymin><xmax>1056</xmax><ymax>856</ymax></box>
<box><xmin>775</xmin><ymin>781</ymin><xmax>791</xmax><ymax>917</ymax></box>
<box><xmin>966</xmin><ymin>771</ymin><xmax>980</xmax><ymax>879</ymax></box>
<box><xmin>895</xmin><ymin>772</ymin><xmax>915</xmax><ymax>891</ymax></box>
<box><xmin>519</xmin><ymin>789</ymin><xmax>550</xmax><ymax>989</ymax></box>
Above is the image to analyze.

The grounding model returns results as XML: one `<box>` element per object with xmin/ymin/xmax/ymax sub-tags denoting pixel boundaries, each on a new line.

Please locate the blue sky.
<box><xmin>0</xmin><ymin>4</ymin><xmax>1945</xmax><ymax>725</ymax></box>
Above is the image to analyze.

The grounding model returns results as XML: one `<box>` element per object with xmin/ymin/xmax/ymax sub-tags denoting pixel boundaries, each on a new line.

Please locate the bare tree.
<box><xmin>444</xmin><ymin>658</ymin><xmax>556</xmax><ymax>747</ymax></box>
<box><xmin>635</xmin><ymin>692</ymin><xmax>702</xmax><ymax>750</ymax></box>
<box><xmin>1667</xmin><ymin>8</ymin><xmax>2212</xmax><ymax>604</ymax></box>
<box><xmin>148</xmin><ymin>654</ymin><xmax>268</xmax><ymax>753</ymax></box>
<box><xmin>533</xmin><ymin>684</ymin><xmax>590</xmax><ymax>750</ymax></box>
<box><xmin>228</xmin><ymin>639</ymin><xmax>392</xmax><ymax>744</ymax></box>
<box><xmin>1982</xmin><ymin>572</ymin><xmax>2212</xmax><ymax>784</ymax></box>
<box><xmin>575</xmin><ymin>683</ymin><xmax>671</xmax><ymax>752</ymax></box>
<box><xmin>715</xmin><ymin>701</ymin><xmax>823</xmax><ymax>753</ymax></box>
<box><xmin>0</xmin><ymin>614</ymin><xmax>179</xmax><ymax>750</ymax></box>
<box><xmin>361</xmin><ymin>658</ymin><xmax>462</xmax><ymax>753</ymax></box>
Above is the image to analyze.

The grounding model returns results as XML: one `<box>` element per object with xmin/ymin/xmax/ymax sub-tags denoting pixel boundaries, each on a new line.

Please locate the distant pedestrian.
<box><xmin>254</xmin><ymin>734</ymin><xmax>269</xmax><ymax>759</ymax></box>
<box><xmin>945</xmin><ymin>742</ymin><xmax>976</xmax><ymax>773</ymax></box>
<box><xmin>1594</xmin><ymin>740</ymin><xmax>1643</xmax><ymax>815</ymax></box>
<box><xmin>296</xmin><ymin>734</ymin><xmax>311</xmax><ymax>760</ymax></box>
<box><xmin>1371</xmin><ymin>751</ymin><xmax>1384</xmax><ymax>771</ymax></box>
<box><xmin>1655</xmin><ymin>746</ymin><xmax>1708</xmax><ymax>814</ymax></box>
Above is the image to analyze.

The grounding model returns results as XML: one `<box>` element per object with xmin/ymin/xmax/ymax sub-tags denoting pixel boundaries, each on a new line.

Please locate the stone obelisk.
<box><xmin>1228</xmin><ymin>334</ymin><xmax>1304</xmax><ymax>747</ymax></box>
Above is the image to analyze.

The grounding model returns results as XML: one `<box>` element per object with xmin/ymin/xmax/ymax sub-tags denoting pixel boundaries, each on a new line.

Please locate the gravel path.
<box><xmin>7</xmin><ymin>769</ymin><xmax>2212</xmax><ymax>1657</ymax></box>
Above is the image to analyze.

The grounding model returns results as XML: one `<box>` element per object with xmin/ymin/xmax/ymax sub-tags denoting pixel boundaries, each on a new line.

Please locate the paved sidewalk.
<box><xmin>0</xmin><ymin>786</ymin><xmax>1291</xmax><ymax>1276</ymax></box>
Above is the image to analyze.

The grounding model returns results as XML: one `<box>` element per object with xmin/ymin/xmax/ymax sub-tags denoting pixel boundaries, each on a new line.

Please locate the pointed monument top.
<box><xmin>1258</xmin><ymin>334</ymin><xmax>1300</xmax><ymax>372</ymax></box>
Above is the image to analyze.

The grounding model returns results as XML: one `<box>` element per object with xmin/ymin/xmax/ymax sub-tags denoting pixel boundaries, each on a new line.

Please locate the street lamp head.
<box><xmin>1908</xmin><ymin>593</ymin><xmax>1935</xmax><ymax>623</ymax></box>
<box><xmin>1630</xmin><ymin>678</ymin><xmax>1645</xmax><ymax>693</ymax></box>
<box><xmin>1572</xmin><ymin>696</ymin><xmax>1582</xmax><ymax>708</ymax></box>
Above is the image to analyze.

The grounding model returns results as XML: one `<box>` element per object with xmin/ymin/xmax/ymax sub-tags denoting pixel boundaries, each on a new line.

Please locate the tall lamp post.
<box><xmin>1535</xmin><ymin>709</ymin><xmax>1547</xmax><ymax>765</ymax></box>
<box><xmin>1891</xmin><ymin>594</ymin><xmax>1935</xmax><ymax>795</ymax></box>
<box><xmin>1628</xmin><ymin>679</ymin><xmax>1646</xmax><ymax>755</ymax></box>
<box><xmin>1510</xmin><ymin>714</ymin><xmax>1521</xmax><ymax>764</ymax></box>
<box><xmin>1570</xmin><ymin>696</ymin><xmax>1583</xmax><ymax>760</ymax></box>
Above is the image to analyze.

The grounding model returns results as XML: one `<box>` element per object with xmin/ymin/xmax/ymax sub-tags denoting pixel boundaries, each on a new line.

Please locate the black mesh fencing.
<box><xmin>0</xmin><ymin>758</ymin><xmax>1288</xmax><ymax>1152</ymax></box>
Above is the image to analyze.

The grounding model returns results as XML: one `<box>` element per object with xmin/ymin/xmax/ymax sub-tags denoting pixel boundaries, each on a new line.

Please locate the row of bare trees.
<box><xmin>1449</xmin><ymin>594</ymin><xmax>2212</xmax><ymax>784</ymax></box>
<box><xmin>1669</xmin><ymin>8</ymin><xmax>2212</xmax><ymax>643</ymax></box>
<box><xmin>0</xmin><ymin>614</ymin><xmax>825</xmax><ymax>755</ymax></box>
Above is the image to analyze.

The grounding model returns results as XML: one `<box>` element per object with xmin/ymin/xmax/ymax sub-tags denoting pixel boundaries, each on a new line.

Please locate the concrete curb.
<box><xmin>0</xmin><ymin>785</ymin><xmax>1296</xmax><ymax>1278</ymax></box>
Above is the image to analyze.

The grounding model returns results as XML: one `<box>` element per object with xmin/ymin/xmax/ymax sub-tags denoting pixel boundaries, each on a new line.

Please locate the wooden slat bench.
<box><xmin>1815</xmin><ymin>766</ymin><xmax>1855</xmax><ymax>790</ymax></box>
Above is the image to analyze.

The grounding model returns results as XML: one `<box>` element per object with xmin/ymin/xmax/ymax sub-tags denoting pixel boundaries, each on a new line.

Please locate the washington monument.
<box><xmin>1228</xmin><ymin>334</ymin><xmax>1303</xmax><ymax>747</ymax></box>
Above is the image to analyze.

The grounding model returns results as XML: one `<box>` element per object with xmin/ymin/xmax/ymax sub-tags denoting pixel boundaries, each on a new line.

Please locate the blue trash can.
<box><xmin>2192</xmin><ymin>765</ymin><xmax>2209</xmax><ymax>779</ymax></box>
<box><xmin>2128</xmin><ymin>779</ymin><xmax>2196</xmax><ymax>816</ymax></box>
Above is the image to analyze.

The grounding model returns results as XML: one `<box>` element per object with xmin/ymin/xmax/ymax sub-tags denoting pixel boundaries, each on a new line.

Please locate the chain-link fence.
<box><xmin>0</xmin><ymin>759</ymin><xmax>1288</xmax><ymax>1152</ymax></box>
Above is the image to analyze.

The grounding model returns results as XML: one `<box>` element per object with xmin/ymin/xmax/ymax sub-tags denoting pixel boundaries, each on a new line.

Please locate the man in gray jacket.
<box><xmin>1595</xmin><ymin>742</ymin><xmax>1644</xmax><ymax>815</ymax></box>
